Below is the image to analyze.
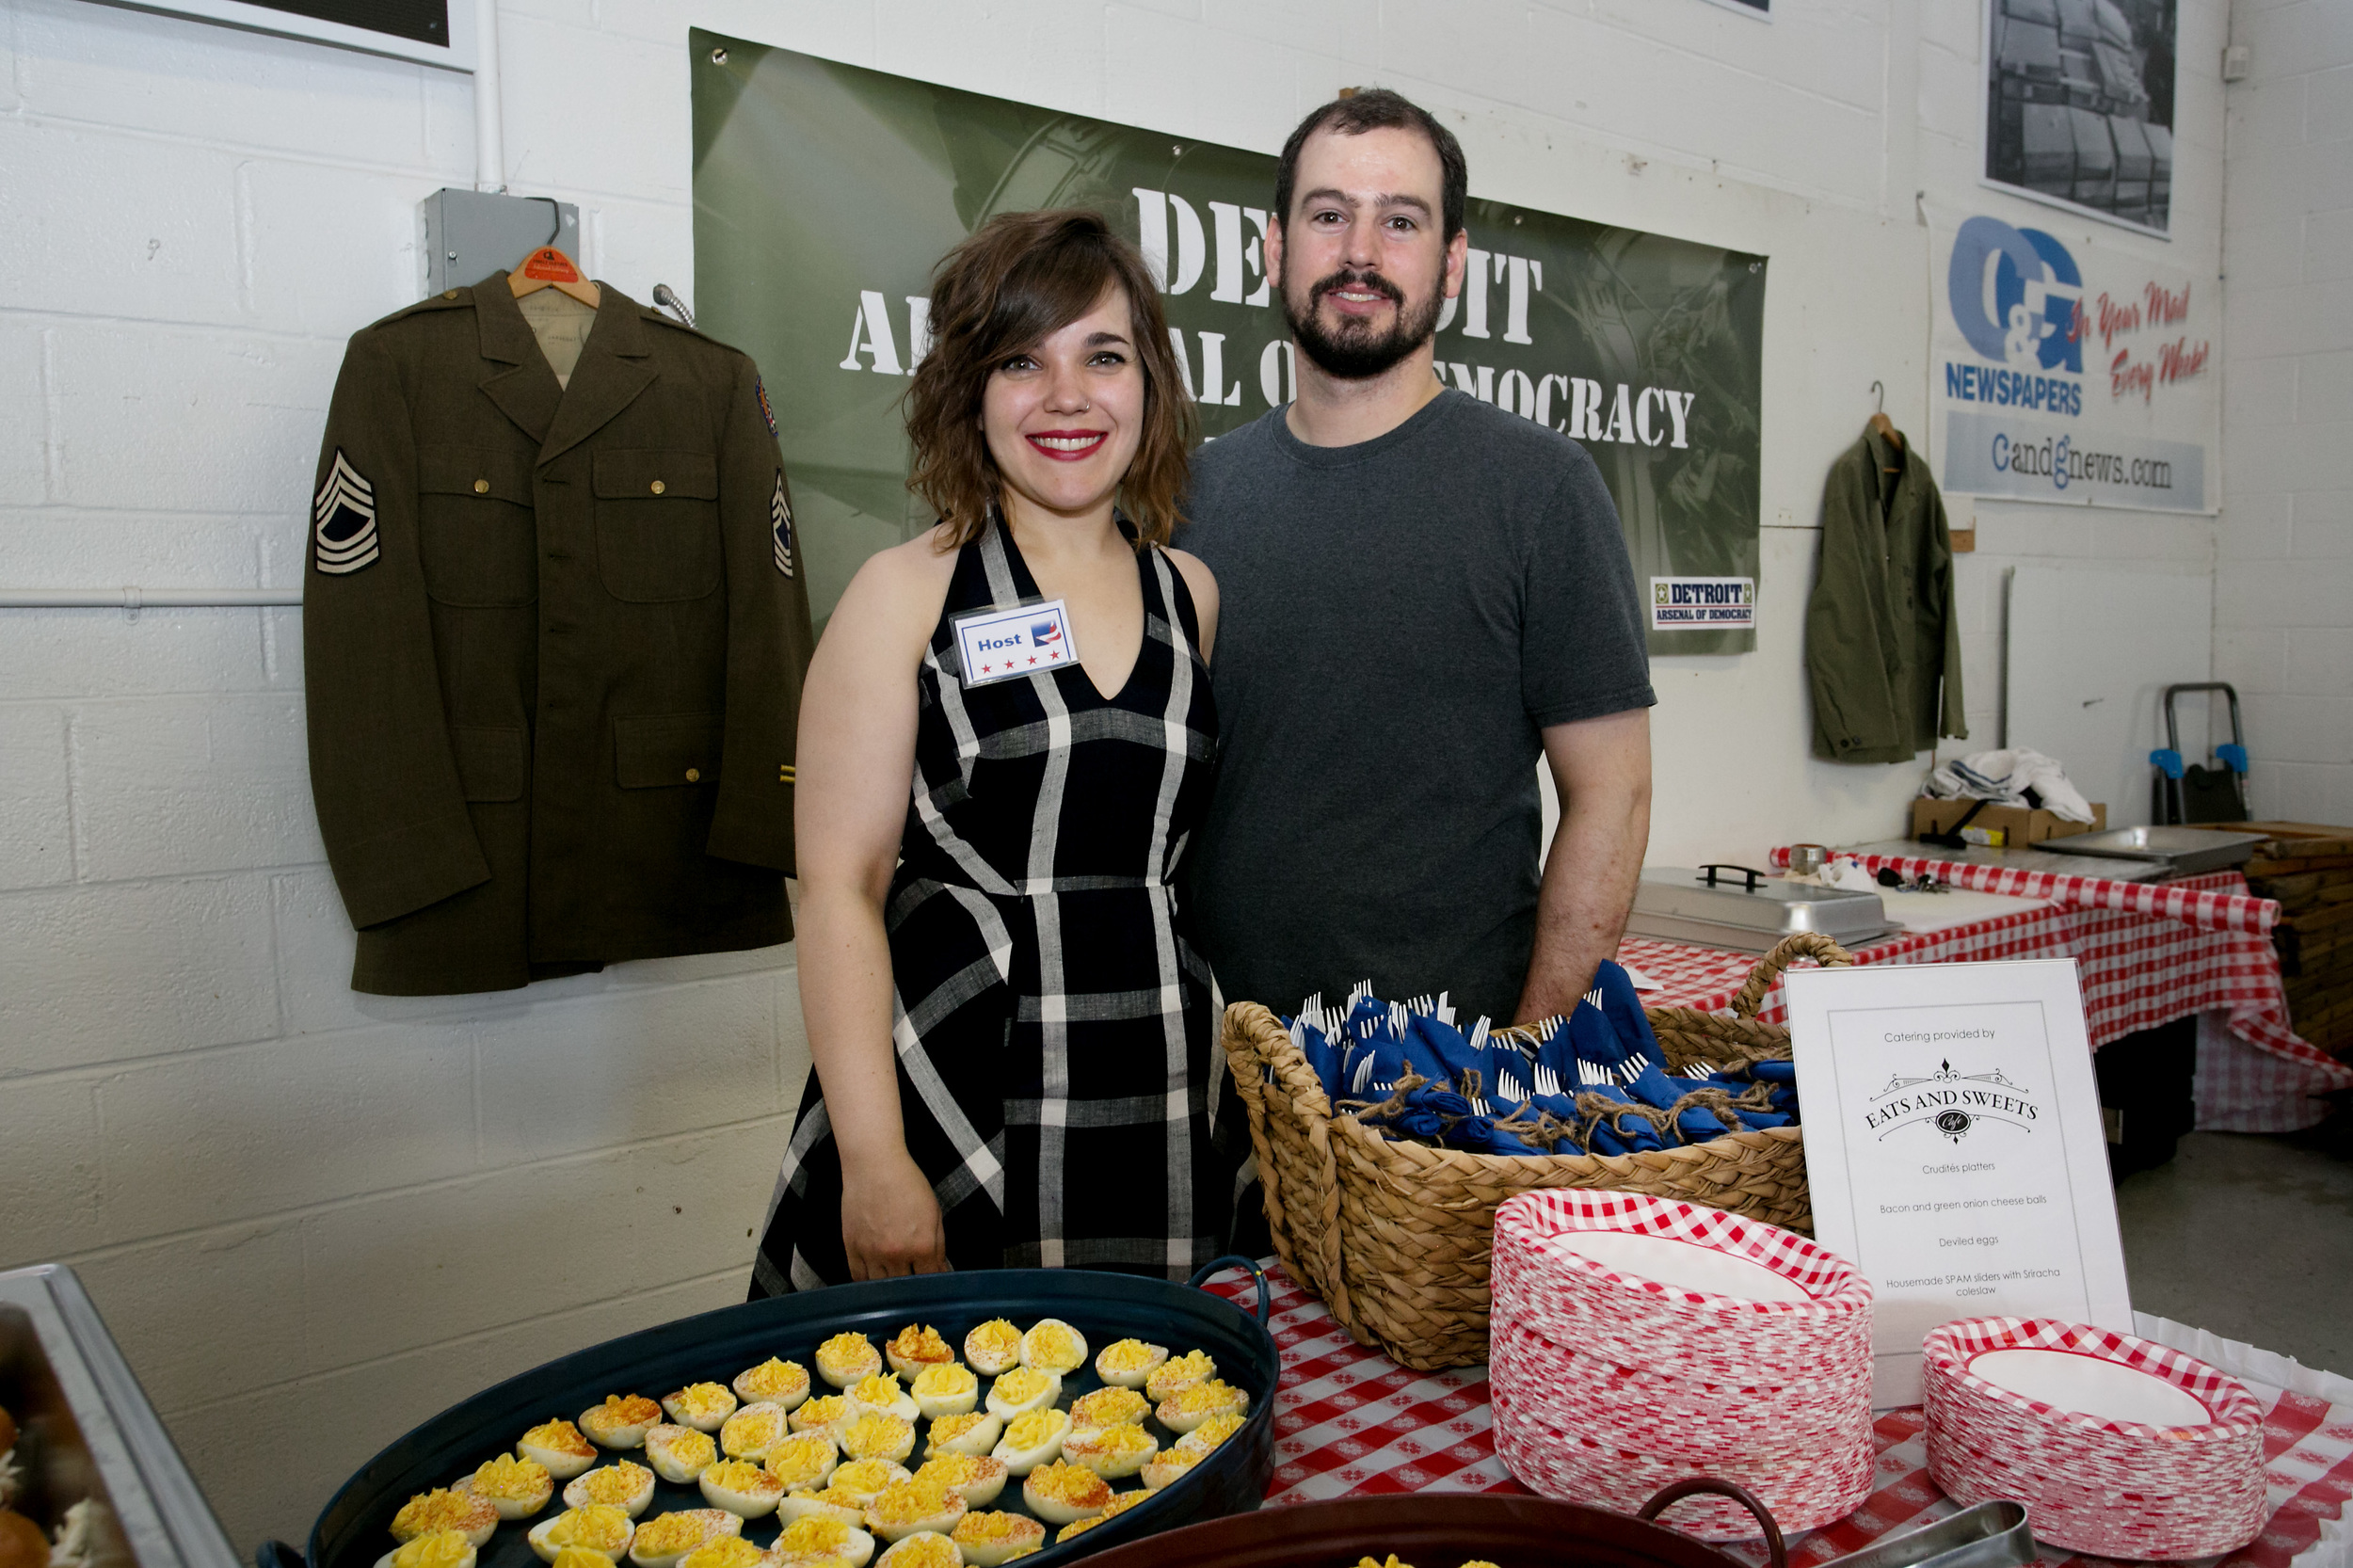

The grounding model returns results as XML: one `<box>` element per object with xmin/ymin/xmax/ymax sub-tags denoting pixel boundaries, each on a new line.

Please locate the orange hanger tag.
<box><xmin>519</xmin><ymin>248</ymin><xmax>582</xmax><ymax>282</ymax></box>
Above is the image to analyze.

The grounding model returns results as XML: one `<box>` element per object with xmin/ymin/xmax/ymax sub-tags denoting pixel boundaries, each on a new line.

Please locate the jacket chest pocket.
<box><xmin>615</xmin><ymin>713</ymin><xmax>722</xmax><ymax>788</ymax></box>
<box><xmin>417</xmin><ymin>447</ymin><xmax>538</xmax><ymax>606</ymax></box>
<box><xmin>594</xmin><ymin>449</ymin><xmax>721</xmax><ymax>603</ymax></box>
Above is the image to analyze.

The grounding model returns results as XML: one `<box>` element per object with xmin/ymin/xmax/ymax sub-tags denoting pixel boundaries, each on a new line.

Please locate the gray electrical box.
<box><xmin>421</xmin><ymin>188</ymin><xmax>581</xmax><ymax>296</ymax></box>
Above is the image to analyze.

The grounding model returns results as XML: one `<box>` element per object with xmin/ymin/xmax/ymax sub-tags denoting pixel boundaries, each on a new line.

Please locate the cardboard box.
<box><xmin>1910</xmin><ymin>798</ymin><xmax>2107</xmax><ymax>845</ymax></box>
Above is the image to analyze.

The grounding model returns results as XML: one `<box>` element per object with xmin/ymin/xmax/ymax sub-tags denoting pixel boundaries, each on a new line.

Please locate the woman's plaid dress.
<box><xmin>752</xmin><ymin>520</ymin><xmax>1236</xmax><ymax>1292</ymax></box>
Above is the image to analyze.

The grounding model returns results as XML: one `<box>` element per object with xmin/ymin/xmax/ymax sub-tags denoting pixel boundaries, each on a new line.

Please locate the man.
<box><xmin>1183</xmin><ymin>89</ymin><xmax>1655</xmax><ymax>1029</ymax></box>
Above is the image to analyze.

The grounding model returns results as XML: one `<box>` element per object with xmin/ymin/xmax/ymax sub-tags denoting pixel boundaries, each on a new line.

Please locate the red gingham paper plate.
<box><xmin>1496</xmin><ymin>1192</ymin><xmax>1873</xmax><ymax>1320</ymax></box>
<box><xmin>1921</xmin><ymin>1317</ymin><xmax>2267</xmax><ymax>1558</ymax></box>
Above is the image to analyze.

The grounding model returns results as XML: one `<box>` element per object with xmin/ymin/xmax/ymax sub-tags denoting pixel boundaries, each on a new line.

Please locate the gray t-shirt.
<box><xmin>1179</xmin><ymin>389</ymin><xmax>1655</xmax><ymax>1026</ymax></box>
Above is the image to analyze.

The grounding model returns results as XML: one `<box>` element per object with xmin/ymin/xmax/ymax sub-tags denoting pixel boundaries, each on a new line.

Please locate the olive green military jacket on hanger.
<box><xmin>303</xmin><ymin>276</ymin><xmax>813</xmax><ymax>995</ymax></box>
<box><xmin>1805</xmin><ymin>424</ymin><xmax>1967</xmax><ymax>764</ymax></box>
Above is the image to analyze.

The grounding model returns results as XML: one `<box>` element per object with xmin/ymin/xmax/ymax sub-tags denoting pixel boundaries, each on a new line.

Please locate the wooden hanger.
<box><xmin>509</xmin><ymin>246</ymin><xmax>600</xmax><ymax>310</ymax></box>
<box><xmin>1868</xmin><ymin>379</ymin><xmax>1901</xmax><ymax>468</ymax></box>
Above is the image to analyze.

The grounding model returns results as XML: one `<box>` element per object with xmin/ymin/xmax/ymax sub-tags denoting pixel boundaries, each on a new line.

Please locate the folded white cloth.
<box><xmin>1823</xmin><ymin>857</ymin><xmax>1881</xmax><ymax>893</ymax></box>
<box><xmin>1922</xmin><ymin>747</ymin><xmax>2095</xmax><ymax>823</ymax></box>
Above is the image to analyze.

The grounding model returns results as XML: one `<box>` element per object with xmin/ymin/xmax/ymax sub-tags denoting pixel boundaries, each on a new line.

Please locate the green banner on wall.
<box><xmin>691</xmin><ymin>31</ymin><xmax>1767</xmax><ymax>653</ymax></box>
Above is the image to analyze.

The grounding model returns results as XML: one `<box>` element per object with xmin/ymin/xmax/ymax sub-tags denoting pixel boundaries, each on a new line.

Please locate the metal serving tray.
<box><xmin>1626</xmin><ymin>865</ymin><xmax>1897</xmax><ymax>953</ymax></box>
<box><xmin>2038</xmin><ymin>825</ymin><xmax>2269</xmax><ymax>874</ymax></box>
<box><xmin>298</xmin><ymin>1262</ymin><xmax>1276</xmax><ymax>1568</ymax></box>
<box><xmin>0</xmin><ymin>1265</ymin><xmax>239</xmax><ymax>1568</ymax></box>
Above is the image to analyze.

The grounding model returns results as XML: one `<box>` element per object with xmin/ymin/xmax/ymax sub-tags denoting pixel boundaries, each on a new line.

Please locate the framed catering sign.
<box><xmin>92</xmin><ymin>0</ymin><xmax>472</xmax><ymax>67</ymax></box>
<box><xmin>690</xmin><ymin>32</ymin><xmax>1769</xmax><ymax>653</ymax></box>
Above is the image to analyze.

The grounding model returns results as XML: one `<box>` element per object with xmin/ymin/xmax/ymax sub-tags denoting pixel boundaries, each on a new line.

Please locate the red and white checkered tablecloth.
<box><xmin>1620</xmin><ymin>870</ymin><xmax>2352</xmax><ymax>1134</ymax></box>
<box><xmin>1203</xmin><ymin>1262</ymin><xmax>2353</xmax><ymax>1568</ymax></box>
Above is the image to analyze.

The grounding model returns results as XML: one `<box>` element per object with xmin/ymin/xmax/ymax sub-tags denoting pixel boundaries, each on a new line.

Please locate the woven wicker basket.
<box><xmin>1220</xmin><ymin>931</ymin><xmax>1851</xmax><ymax>1371</ymax></box>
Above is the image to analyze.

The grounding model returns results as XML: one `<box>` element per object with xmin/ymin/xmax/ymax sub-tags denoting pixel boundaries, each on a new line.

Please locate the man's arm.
<box><xmin>1514</xmin><ymin>707</ymin><xmax>1652</xmax><ymax>1023</ymax></box>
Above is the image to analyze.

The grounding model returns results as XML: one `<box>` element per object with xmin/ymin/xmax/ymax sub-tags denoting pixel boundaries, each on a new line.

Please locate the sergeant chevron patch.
<box><xmin>312</xmin><ymin>449</ymin><xmax>379</xmax><ymax>574</ymax></box>
<box><xmin>772</xmin><ymin>472</ymin><xmax>794</xmax><ymax>578</ymax></box>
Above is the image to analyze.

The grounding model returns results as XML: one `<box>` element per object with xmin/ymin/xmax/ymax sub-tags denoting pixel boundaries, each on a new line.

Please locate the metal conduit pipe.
<box><xmin>0</xmin><ymin>588</ymin><xmax>303</xmax><ymax>609</ymax></box>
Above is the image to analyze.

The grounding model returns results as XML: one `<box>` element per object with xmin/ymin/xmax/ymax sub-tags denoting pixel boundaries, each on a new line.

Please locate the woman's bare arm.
<box><xmin>793</xmin><ymin>533</ymin><xmax>956</xmax><ymax>1277</ymax></box>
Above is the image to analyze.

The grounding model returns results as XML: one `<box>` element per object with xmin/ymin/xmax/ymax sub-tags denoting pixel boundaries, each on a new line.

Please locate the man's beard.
<box><xmin>1284</xmin><ymin>265</ymin><xmax>1444</xmax><ymax>379</ymax></box>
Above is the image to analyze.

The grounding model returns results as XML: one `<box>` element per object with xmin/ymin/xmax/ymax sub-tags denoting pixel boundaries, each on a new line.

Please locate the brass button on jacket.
<box><xmin>302</xmin><ymin>275</ymin><xmax>814</xmax><ymax>996</ymax></box>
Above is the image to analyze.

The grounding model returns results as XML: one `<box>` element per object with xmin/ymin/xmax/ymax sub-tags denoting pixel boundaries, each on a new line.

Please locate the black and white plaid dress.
<box><xmin>752</xmin><ymin>520</ymin><xmax>1235</xmax><ymax>1293</ymax></box>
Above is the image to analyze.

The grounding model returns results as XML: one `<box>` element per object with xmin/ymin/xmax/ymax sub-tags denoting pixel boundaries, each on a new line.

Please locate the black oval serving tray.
<box><xmin>302</xmin><ymin>1261</ymin><xmax>1275</xmax><ymax>1568</ymax></box>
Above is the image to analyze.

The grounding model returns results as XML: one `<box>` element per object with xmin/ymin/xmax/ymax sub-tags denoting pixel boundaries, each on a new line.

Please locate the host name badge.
<box><xmin>952</xmin><ymin>599</ymin><xmax>1080</xmax><ymax>688</ymax></box>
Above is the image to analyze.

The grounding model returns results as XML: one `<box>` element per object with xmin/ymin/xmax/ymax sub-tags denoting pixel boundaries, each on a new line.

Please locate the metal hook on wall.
<box><xmin>1871</xmin><ymin>379</ymin><xmax>1885</xmax><ymax>414</ymax></box>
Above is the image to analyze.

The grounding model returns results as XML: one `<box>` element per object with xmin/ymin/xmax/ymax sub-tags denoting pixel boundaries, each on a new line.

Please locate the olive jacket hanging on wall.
<box><xmin>302</xmin><ymin>276</ymin><xmax>813</xmax><ymax>995</ymax></box>
<box><xmin>1806</xmin><ymin>423</ymin><xmax>1967</xmax><ymax>764</ymax></box>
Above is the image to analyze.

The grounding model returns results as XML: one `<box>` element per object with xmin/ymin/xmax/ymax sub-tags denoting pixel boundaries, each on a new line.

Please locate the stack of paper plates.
<box><xmin>1922</xmin><ymin>1318</ymin><xmax>2266</xmax><ymax>1559</ymax></box>
<box><xmin>1487</xmin><ymin>1190</ymin><xmax>1876</xmax><ymax>1540</ymax></box>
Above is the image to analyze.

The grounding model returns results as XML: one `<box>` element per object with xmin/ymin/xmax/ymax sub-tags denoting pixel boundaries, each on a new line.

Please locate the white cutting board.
<box><xmin>1872</xmin><ymin>887</ymin><xmax>2051</xmax><ymax>934</ymax></box>
<box><xmin>2003</xmin><ymin>567</ymin><xmax>2212</xmax><ymax>831</ymax></box>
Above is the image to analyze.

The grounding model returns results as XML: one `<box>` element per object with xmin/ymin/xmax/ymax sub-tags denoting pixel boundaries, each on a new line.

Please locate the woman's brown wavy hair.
<box><xmin>907</xmin><ymin>208</ymin><xmax>1195</xmax><ymax>551</ymax></box>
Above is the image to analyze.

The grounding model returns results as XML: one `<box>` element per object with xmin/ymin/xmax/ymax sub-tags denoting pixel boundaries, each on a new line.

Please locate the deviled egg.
<box><xmin>730</xmin><ymin>1358</ymin><xmax>811</xmax><ymax>1412</ymax></box>
<box><xmin>988</xmin><ymin>1409</ymin><xmax>1070</xmax><ymax>1477</ymax></box>
<box><xmin>834</xmin><ymin>1414</ymin><xmax>915</xmax><ymax>1465</ymax></box>
<box><xmin>1176</xmin><ymin>1411</ymin><xmax>1245</xmax><ymax>1454</ymax></box>
<box><xmin>673</xmin><ymin>1540</ymin><xmax>765</xmax><ymax>1568</ymax></box>
<box><xmin>563</xmin><ymin>1462</ymin><xmax>655</xmax><ymax>1518</ymax></box>
<box><xmin>389</xmin><ymin>1490</ymin><xmax>500</xmax><ymax>1548</ymax></box>
<box><xmin>643</xmin><ymin>1425</ymin><xmax>718</xmax><ymax>1485</ymax></box>
<box><xmin>1054</xmin><ymin>1487</ymin><xmax>1149</xmax><ymax>1543</ymax></box>
<box><xmin>661</xmin><ymin>1384</ymin><xmax>737</xmax><ymax>1434</ymax></box>
<box><xmin>717</xmin><ymin>1403</ymin><xmax>790</xmax><ymax>1464</ymax></box>
<box><xmin>374</xmin><ymin>1528</ymin><xmax>476</xmax><ymax>1568</ymax></box>
<box><xmin>907</xmin><ymin>1364</ymin><xmax>977</xmax><ymax>1422</ymax></box>
<box><xmin>1156</xmin><ymin>1380</ymin><xmax>1248</xmax><ymax>1434</ymax></box>
<box><xmin>1093</xmin><ymin>1338</ymin><xmax>1168</xmax><ymax>1390</ymax></box>
<box><xmin>774</xmin><ymin>1490</ymin><xmax>864</xmax><ymax>1528</ymax></box>
<box><xmin>1061</xmin><ymin>1421</ymin><xmax>1158</xmax><ymax>1480</ymax></box>
<box><xmin>960</xmin><ymin>1320</ymin><xmax>1020</xmax><ymax>1378</ymax></box>
<box><xmin>1144</xmin><ymin>1351</ymin><xmax>1215</xmax><ymax>1404</ymax></box>
<box><xmin>761</xmin><ymin>1432</ymin><xmax>839</xmax><ymax>1494</ymax></box>
<box><xmin>981</xmin><ymin>1368</ymin><xmax>1058</xmax><ymax>1422</ymax></box>
<box><xmin>843</xmin><ymin>1374</ymin><xmax>918</xmax><ymax>1423</ymax></box>
<box><xmin>580</xmin><ymin>1396</ymin><xmax>663</xmax><ymax>1451</ymax></box>
<box><xmin>527</xmin><ymin>1505</ymin><xmax>634</xmax><ymax>1564</ymax></box>
<box><xmin>881</xmin><ymin>1325</ymin><xmax>956</xmax><ymax>1381</ymax></box>
<box><xmin>1139</xmin><ymin>1445</ymin><xmax>1201</xmax><ymax>1492</ymax></box>
<box><xmin>768</xmin><ymin>1514</ymin><xmax>875</xmax><ymax>1568</ymax></box>
<box><xmin>872</xmin><ymin>1532</ymin><xmax>959</xmax><ymax>1568</ymax></box>
<box><xmin>921</xmin><ymin>1413</ymin><xmax>1000</xmax><ymax>1460</ymax></box>
<box><xmin>696</xmin><ymin>1461</ymin><xmax>784</xmax><ymax>1520</ymax></box>
<box><xmin>1017</xmin><ymin>1320</ymin><xmax>1086</xmax><ymax>1376</ymax></box>
<box><xmin>813</xmin><ymin>1334</ymin><xmax>881</xmax><ymax>1389</ymax></box>
<box><xmin>1066</xmin><ymin>1386</ymin><xmax>1149</xmax><ymax>1432</ymax></box>
<box><xmin>456</xmin><ymin>1454</ymin><xmax>553</xmax><ymax>1519</ymax></box>
<box><xmin>518</xmin><ymin>1420</ymin><xmax>600</xmax><ymax>1481</ymax></box>
<box><xmin>821</xmin><ymin>1459</ymin><xmax>911</xmax><ymax>1509</ymax></box>
<box><xmin>862</xmin><ymin>1477</ymin><xmax>966</xmax><ymax>1544</ymax></box>
<box><xmin>623</xmin><ymin>1510</ymin><xmax>739</xmax><ymax>1568</ymax></box>
<box><xmin>548</xmin><ymin>1549</ymin><xmax>613</xmax><ymax>1568</ymax></box>
<box><xmin>788</xmin><ymin>1395</ymin><xmax>852</xmax><ymax>1435</ymax></box>
<box><xmin>910</xmin><ymin>1453</ymin><xmax>1006</xmax><ymax>1509</ymax></box>
<box><xmin>1019</xmin><ymin>1461</ymin><xmax>1113</xmax><ymax>1527</ymax></box>
<box><xmin>948</xmin><ymin>1512</ymin><xmax>1044</xmax><ymax>1568</ymax></box>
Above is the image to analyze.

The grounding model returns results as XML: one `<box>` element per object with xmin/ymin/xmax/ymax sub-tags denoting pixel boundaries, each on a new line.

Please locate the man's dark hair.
<box><xmin>1273</xmin><ymin>88</ymin><xmax>1468</xmax><ymax>241</ymax></box>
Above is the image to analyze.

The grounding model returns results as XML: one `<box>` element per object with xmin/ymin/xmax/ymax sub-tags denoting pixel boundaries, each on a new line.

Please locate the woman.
<box><xmin>751</xmin><ymin>209</ymin><xmax>1233</xmax><ymax>1291</ymax></box>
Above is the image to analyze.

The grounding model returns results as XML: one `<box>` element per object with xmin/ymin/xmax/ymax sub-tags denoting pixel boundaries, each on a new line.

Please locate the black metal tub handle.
<box><xmin>1640</xmin><ymin>1478</ymin><xmax>1788</xmax><ymax>1568</ymax></box>
<box><xmin>1187</xmin><ymin>1254</ymin><xmax>1272</xmax><ymax>1325</ymax></box>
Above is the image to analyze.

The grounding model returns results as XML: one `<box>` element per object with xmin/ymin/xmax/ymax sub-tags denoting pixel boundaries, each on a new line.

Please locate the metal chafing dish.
<box><xmin>0</xmin><ymin>1265</ymin><xmax>237</xmax><ymax>1568</ymax></box>
<box><xmin>2038</xmin><ymin>824</ymin><xmax>2271</xmax><ymax>875</ymax></box>
<box><xmin>1626</xmin><ymin>864</ymin><xmax>1897</xmax><ymax>952</ymax></box>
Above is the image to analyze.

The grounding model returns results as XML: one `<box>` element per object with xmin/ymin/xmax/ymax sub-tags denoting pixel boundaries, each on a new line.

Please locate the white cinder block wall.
<box><xmin>0</xmin><ymin>0</ymin><xmax>2229</xmax><ymax>1549</ymax></box>
<box><xmin>2217</xmin><ymin>0</ymin><xmax>2353</xmax><ymax>824</ymax></box>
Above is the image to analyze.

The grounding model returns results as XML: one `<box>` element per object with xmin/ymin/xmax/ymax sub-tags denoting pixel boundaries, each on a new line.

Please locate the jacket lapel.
<box><xmin>536</xmin><ymin>285</ymin><xmax>657</xmax><ymax>468</ymax></box>
<box><xmin>474</xmin><ymin>275</ymin><xmax>563</xmax><ymax>445</ymax></box>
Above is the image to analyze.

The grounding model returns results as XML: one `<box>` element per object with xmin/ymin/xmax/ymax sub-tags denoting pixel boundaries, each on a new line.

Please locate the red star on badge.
<box><xmin>1048</xmin><ymin>649</ymin><xmax>1061</xmax><ymax>660</ymax></box>
<box><xmin>1028</xmin><ymin>656</ymin><xmax>1037</xmax><ymax>664</ymax></box>
<box><xmin>980</xmin><ymin>663</ymin><xmax>991</xmax><ymax>673</ymax></box>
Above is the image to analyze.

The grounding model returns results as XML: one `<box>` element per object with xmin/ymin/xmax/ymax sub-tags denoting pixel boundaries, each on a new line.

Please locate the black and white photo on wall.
<box><xmin>1984</xmin><ymin>0</ymin><xmax>2176</xmax><ymax>236</ymax></box>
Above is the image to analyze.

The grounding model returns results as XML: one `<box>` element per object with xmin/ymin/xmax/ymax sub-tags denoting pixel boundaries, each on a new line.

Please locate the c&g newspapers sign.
<box><xmin>692</xmin><ymin>33</ymin><xmax>1769</xmax><ymax>651</ymax></box>
<box><xmin>1932</xmin><ymin>215</ymin><xmax>2213</xmax><ymax>513</ymax></box>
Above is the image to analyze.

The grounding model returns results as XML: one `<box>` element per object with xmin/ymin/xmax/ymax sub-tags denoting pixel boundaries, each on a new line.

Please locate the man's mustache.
<box><xmin>1308</xmin><ymin>269</ymin><xmax>1405</xmax><ymax>309</ymax></box>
